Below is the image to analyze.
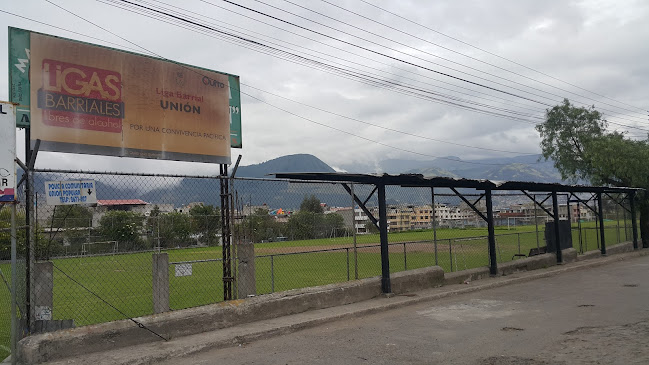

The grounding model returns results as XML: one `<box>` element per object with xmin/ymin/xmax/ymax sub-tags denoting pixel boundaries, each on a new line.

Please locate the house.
<box><xmin>93</xmin><ymin>199</ymin><xmax>148</xmax><ymax>226</ymax></box>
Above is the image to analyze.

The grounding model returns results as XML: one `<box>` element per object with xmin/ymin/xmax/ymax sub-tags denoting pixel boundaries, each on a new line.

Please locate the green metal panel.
<box><xmin>228</xmin><ymin>75</ymin><xmax>242</xmax><ymax>148</ymax></box>
<box><xmin>8</xmin><ymin>27</ymin><xmax>31</xmax><ymax>127</ymax></box>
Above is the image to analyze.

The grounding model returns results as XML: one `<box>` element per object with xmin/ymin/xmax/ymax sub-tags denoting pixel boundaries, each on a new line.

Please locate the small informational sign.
<box><xmin>45</xmin><ymin>180</ymin><xmax>97</xmax><ymax>205</ymax></box>
<box><xmin>175</xmin><ymin>263</ymin><xmax>193</xmax><ymax>277</ymax></box>
<box><xmin>35</xmin><ymin>305</ymin><xmax>52</xmax><ymax>320</ymax></box>
<box><xmin>0</xmin><ymin>102</ymin><xmax>16</xmax><ymax>203</ymax></box>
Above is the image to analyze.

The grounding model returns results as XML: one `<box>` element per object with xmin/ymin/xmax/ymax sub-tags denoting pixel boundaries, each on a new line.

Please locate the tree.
<box><xmin>158</xmin><ymin>212</ymin><xmax>192</xmax><ymax>248</ymax></box>
<box><xmin>98</xmin><ymin>210</ymin><xmax>145</xmax><ymax>250</ymax></box>
<box><xmin>240</xmin><ymin>208</ymin><xmax>282</xmax><ymax>242</ymax></box>
<box><xmin>0</xmin><ymin>207</ymin><xmax>46</xmax><ymax>259</ymax></box>
<box><xmin>189</xmin><ymin>204</ymin><xmax>220</xmax><ymax>245</ymax></box>
<box><xmin>300</xmin><ymin>195</ymin><xmax>324</xmax><ymax>214</ymax></box>
<box><xmin>536</xmin><ymin>99</ymin><xmax>649</xmax><ymax>246</ymax></box>
<box><xmin>51</xmin><ymin>205</ymin><xmax>93</xmax><ymax>228</ymax></box>
<box><xmin>47</xmin><ymin>205</ymin><xmax>94</xmax><ymax>256</ymax></box>
<box><xmin>322</xmin><ymin>213</ymin><xmax>346</xmax><ymax>237</ymax></box>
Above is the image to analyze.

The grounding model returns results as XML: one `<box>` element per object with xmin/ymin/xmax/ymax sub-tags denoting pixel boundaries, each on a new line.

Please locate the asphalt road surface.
<box><xmin>161</xmin><ymin>255</ymin><xmax>649</xmax><ymax>365</ymax></box>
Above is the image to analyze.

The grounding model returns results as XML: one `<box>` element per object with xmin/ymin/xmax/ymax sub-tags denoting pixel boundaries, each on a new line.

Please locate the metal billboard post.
<box><xmin>220</xmin><ymin>164</ymin><xmax>233</xmax><ymax>301</ymax></box>
<box><xmin>10</xmin><ymin>202</ymin><xmax>17</xmax><ymax>365</ymax></box>
<box><xmin>2</xmin><ymin>102</ymin><xmax>18</xmax><ymax>363</ymax></box>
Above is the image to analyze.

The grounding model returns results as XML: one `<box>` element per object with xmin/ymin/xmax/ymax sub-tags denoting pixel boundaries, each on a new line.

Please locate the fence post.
<box><xmin>629</xmin><ymin>191</ymin><xmax>639</xmax><ymax>249</ymax></box>
<box><xmin>449</xmin><ymin>239</ymin><xmax>453</xmax><ymax>272</ymax></box>
<box><xmin>551</xmin><ymin>192</ymin><xmax>563</xmax><ymax>264</ymax></box>
<box><xmin>270</xmin><ymin>255</ymin><xmax>275</xmax><ymax>293</ymax></box>
<box><xmin>237</xmin><ymin>242</ymin><xmax>256</xmax><ymax>298</ymax></box>
<box><xmin>431</xmin><ymin>187</ymin><xmax>438</xmax><ymax>266</ymax></box>
<box><xmin>346</xmin><ymin>248</ymin><xmax>350</xmax><ymax>281</ymax></box>
<box><xmin>622</xmin><ymin>197</ymin><xmax>628</xmax><ymax>242</ymax></box>
<box><xmin>152</xmin><ymin>253</ymin><xmax>169</xmax><ymax>314</ymax></box>
<box><xmin>615</xmin><ymin>200</ymin><xmax>621</xmax><ymax>244</ymax></box>
<box><xmin>577</xmin><ymin>202</ymin><xmax>583</xmax><ymax>253</ymax></box>
<box><xmin>534</xmin><ymin>194</ymin><xmax>540</xmax><ymax>252</ymax></box>
<box><xmin>351</xmin><ymin>183</ymin><xmax>358</xmax><ymax>280</ymax></box>
<box><xmin>403</xmin><ymin>242</ymin><xmax>407</xmax><ymax>271</ymax></box>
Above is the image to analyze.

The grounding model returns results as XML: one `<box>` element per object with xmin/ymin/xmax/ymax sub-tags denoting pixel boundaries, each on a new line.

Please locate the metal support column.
<box><xmin>552</xmin><ymin>192</ymin><xmax>563</xmax><ymax>264</ymax></box>
<box><xmin>219</xmin><ymin>164</ymin><xmax>233</xmax><ymax>300</ymax></box>
<box><xmin>629</xmin><ymin>191</ymin><xmax>639</xmax><ymax>250</ymax></box>
<box><xmin>597</xmin><ymin>192</ymin><xmax>606</xmax><ymax>255</ymax></box>
<box><xmin>351</xmin><ymin>183</ymin><xmax>358</xmax><ymax>280</ymax></box>
<box><xmin>377</xmin><ymin>184</ymin><xmax>391</xmax><ymax>294</ymax></box>
<box><xmin>485</xmin><ymin>189</ymin><xmax>497</xmax><ymax>276</ymax></box>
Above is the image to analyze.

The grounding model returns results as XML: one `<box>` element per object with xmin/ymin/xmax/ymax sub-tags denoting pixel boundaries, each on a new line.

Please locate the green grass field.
<box><xmin>0</xmin><ymin>221</ymin><xmax>636</xmax><ymax>360</ymax></box>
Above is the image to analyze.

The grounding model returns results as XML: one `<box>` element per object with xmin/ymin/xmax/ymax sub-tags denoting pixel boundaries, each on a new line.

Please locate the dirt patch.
<box><xmin>543</xmin><ymin>320</ymin><xmax>649</xmax><ymax>364</ymax></box>
<box><xmin>255</xmin><ymin>241</ymin><xmax>486</xmax><ymax>255</ymax></box>
<box><xmin>478</xmin><ymin>356</ymin><xmax>556</xmax><ymax>365</ymax></box>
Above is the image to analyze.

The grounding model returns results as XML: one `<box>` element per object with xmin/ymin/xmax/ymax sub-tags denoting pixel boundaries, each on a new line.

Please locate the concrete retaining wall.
<box><xmin>444</xmin><ymin>267</ymin><xmax>491</xmax><ymax>285</ymax></box>
<box><xmin>577</xmin><ymin>241</ymin><xmax>635</xmax><ymax>261</ymax></box>
<box><xmin>390</xmin><ymin>266</ymin><xmax>444</xmax><ymax>294</ymax></box>
<box><xmin>577</xmin><ymin>249</ymin><xmax>602</xmax><ymax>261</ymax></box>
<box><xmin>606</xmin><ymin>242</ymin><xmax>634</xmax><ymax>255</ymax></box>
<box><xmin>499</xmin><ymin>253</ymin><xmax>555</xmax><ymax>276</ymax></box>
<box><xmin>18</xmin><ymin>265</ymin><xmax>445</xmax><ymax>364</ymax></box>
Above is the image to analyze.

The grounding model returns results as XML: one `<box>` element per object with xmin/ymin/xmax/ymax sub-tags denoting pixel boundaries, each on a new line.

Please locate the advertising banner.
<box><xmin>0</xmin><ymin>102</ymin><xmax>16</xmax><ymax>202</ymax></box>
<box><xmin>9</xmin><ymin>27</ymin><xmax>242</xmax><ymax>163</ymax></box>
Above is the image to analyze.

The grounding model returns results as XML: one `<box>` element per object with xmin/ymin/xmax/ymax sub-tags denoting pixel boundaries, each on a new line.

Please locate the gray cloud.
<box><xmin>1</xmin><ymin>0</ymin><xmax>647</xmax><ymax>173</ymax></box>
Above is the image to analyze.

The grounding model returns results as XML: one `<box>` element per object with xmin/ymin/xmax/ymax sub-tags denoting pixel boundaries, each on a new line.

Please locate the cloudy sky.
<box><xmin>1</xmin><ymin>0</ymin><xmax>648</xmax><ymax>175</ymax></box>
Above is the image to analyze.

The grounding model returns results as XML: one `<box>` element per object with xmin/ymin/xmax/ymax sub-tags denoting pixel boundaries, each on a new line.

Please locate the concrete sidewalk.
<box><xmin>38</xmin><ymin>247</ymin><xmax>648</xmax><ymax>365</ymax></box>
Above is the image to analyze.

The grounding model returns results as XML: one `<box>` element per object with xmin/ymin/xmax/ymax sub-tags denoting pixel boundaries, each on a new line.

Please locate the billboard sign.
<box><xmin>0</xmin><ymin>102</ymin><xmax>16</xmax><ymax>202</ymax></box>
<box><xmin>45</xmin><ymin>180</ymin><xmax>97</xmax><ymax>205</ymax></box>
<box><xmin>8</xmin><ymin>27</ymin><xmax>242</xmax><ymax>163</ymax></box>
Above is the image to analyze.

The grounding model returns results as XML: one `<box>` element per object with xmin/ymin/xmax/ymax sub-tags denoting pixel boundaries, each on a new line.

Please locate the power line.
<box><xmin>212</xmin><ymin>0</ymin><xmax>553</xmax><ymax>107</ymax></box>
<box><xmin>145</xmin><ymin>0</ymin><xmax>548</xmax><ymax>116</ymax></box>
<box><xmin>238</xmin><ymin>0</ymin><xmax>649</xmax><ymax>125</ymax></box>
<box><xmin>210</xmin><ymin>0</ymin><xmax>649</xmax><ymax>131</ymax></box>
<box><xmin>99</xmin><ymin>0</ymin><xmax>547</xmax><ymax>123</ymax></box>
<box><xmin>357</xmin><ymin>0</ymin><xmax>648</xmax><ymax>115</ymax></box>
<box><xmin>313</xmin><ymin>0</ymin><xmax>648</xmax><ymax>119</ymax></box>
<box><xmin>29</xmin><ymin>2</ymin><xmax>535</xmax><ymax>166</ymax></box>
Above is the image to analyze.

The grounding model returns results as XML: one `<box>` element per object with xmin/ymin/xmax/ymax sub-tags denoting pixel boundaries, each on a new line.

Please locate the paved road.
<box><xmin>161</xmin><ymin>255</ymin><xmax>649</xmax><ymax>365</ymax></box>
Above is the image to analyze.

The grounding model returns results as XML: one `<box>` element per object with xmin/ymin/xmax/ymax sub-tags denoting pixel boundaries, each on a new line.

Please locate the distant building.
<box><xmin>93</xmin><ymin>199</ymin><xmax>149</xmax><ymax>226</ymax></box>
<box><xmin>411</xmin><ymin>206</ymin><xmax>433</xmax><ymax>229</ymax></box>
<box><xmin>354</xmin><ymin>208</ymin><xmax>371</xmax><ymax>234</ymax></box>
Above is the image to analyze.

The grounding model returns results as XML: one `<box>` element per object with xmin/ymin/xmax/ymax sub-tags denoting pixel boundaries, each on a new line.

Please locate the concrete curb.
<box><xmin>41</xmin><ymin>247</ymin><xmax>649</xmax><ymax>365</ymax></box>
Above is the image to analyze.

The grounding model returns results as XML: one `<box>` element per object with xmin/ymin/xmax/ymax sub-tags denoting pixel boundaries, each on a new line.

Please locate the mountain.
<box><xmin>139</xmin><ymin>154</ymin><xmax>338</xmax><ymax>208</ymax></box>
<box><xmin>234</xmin><ymin>154</ymin><xmax>335</xmax><ymax>178</ymax></box>
<box><xmin>340</xmin><ymin>154</ymin><xmax>564</xmax><ymax>183</ymax></box>
<box><xmin>404</xmin><ymin>166</ymin><xmax>459</xmax><ymax>179</ymax></box>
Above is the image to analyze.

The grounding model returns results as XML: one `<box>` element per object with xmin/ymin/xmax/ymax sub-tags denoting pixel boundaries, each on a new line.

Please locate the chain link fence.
<box><xmin>0</xmin><ymin>171</ymin><xmax>28</xmax><ymax>361</ymax></box>
<box><xmin>2</xmin><ymin>171</ymin><xmax>639</xmax><ymax>361</ymax></box>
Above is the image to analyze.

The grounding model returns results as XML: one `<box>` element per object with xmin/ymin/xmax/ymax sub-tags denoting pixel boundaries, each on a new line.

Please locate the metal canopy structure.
<box><xmin>275</xmin><ymin>172</ymin><xmax>641</xmax><ymax>294</ymax></box>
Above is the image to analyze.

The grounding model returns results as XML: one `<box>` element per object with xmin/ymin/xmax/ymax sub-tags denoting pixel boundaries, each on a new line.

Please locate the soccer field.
<box><xmin>0</xmin><ymin>221</ymin><xmax>632</xmax><ymax>360</ymax></box>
